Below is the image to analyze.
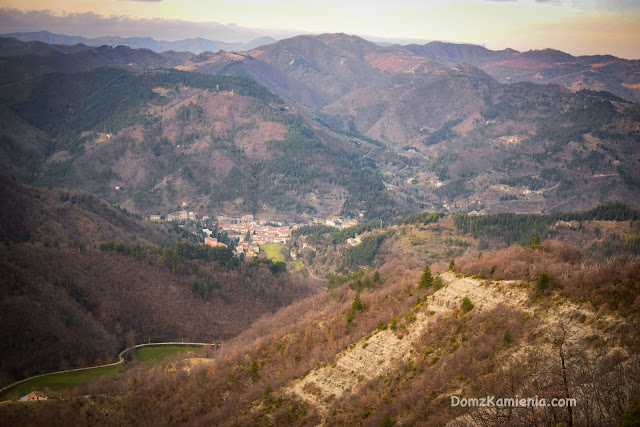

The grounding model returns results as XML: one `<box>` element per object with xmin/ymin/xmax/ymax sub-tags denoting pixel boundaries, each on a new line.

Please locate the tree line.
<box><xmin>453</xmin><ymin>202</ymin><xmax>639</xmax><ymax>245</ymax></box>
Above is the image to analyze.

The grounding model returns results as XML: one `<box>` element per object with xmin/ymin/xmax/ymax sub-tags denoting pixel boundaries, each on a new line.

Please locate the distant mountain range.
<box><xmin>2</xmin><ymin>31</ymin><xmax>277</xmax><ymax>54</ymax></box>
<box><xmin>0</xmin><ymin>38</ymin><xmax>181</xmax><ymax>85</ymax></box>
<box><xmin>403</xmin><ymin>41</ymin><xmax>640</xmax><ymax>105</ymax></box>
<box><xmin>187</xmin><ymin>35</ymin><xmax>640</xmax><ymax>106</ymax></box>
<box><xmin>1</xmin><ymin>32</ymin><xmax>639</xmax><ymax>220</ymax></box>
<box><xmin>5</xmin><ymin>31</ymin><xmax>639</xmax><ymax>105</ymax></box>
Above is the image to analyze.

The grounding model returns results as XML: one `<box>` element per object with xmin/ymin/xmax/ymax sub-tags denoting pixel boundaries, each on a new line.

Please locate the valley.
<box><xmin>0</xmin><ymin>27</ymin><xmax>639</xmax><ymax>426</ymax></box>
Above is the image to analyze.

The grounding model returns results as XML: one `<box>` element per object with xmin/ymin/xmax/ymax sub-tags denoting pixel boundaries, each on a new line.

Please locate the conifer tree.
<box><xmin>418</xmin><ymin>263</ymin><xmax>433</xmax><ymax>289</ymax></box>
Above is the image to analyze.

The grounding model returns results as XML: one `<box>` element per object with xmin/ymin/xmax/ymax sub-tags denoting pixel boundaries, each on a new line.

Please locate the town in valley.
<box><xmin>149</xmin><ymin>210</ymin><xmax>359</xmax><ymax>257</ymax></box>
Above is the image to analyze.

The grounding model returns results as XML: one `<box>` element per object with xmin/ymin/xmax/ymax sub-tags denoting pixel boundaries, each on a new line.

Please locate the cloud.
<box><xmin>0</xmin><ymin>8</ymin><xmax>299</xmax><ymax>41</ymax></box>
<box><xmin>534</xmin><ymin>0</ymin><xmax>640</xmax><ymax>7</ymax></box>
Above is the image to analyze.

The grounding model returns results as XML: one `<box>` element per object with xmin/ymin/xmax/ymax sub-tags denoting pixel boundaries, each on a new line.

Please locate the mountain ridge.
<box><xmin>2</xmin><ymin>31</ymin><xmax>277</xmax><ymax>54</ymax></box>
<box><xmin>2</xmin><ymin>33</ymin><xmax>639</xmax><ymax>221</ymax></box>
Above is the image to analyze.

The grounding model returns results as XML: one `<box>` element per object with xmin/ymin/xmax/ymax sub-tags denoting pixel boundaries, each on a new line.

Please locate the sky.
<box><xmin>0</xmin><ymin>0</ymin><xmax>639</xmax><ymax>58</ymax></box>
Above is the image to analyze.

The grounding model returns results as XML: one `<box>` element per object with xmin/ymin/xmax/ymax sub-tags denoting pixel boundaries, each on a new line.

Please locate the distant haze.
<box><xmin>0</xmin><ymin>9</ymin><xmax>300</xmax><ymax>43</ymax></box>
<box><xmin>1</xmin><ymin>0</ymin><xmax>639</xmax><ymax>58</ymax></box>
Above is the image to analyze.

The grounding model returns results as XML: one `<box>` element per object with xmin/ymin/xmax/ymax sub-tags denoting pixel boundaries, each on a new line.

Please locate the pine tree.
<box><xmin>249</xmin><ymin>360</ymin><xmax>259</xmax><ymax>382</ymax></box>
<box><xmin>352</xmin><ymin>291</ymin><xmax>364</xmax><ymax>311</ymax></box>
<box><xmin>530</xmin><ymin>235</ymin><xmax>541</xmax><ymax>249</ymax></box>
<box><xmin>418</xmin><ymin>263</ymin><xmax>433</xmax><ymax>289</ymax></box>
<box><xmin>537</xmin><ymin>271</ymin><xmax>550</xmax><ymax>294</ymax></box>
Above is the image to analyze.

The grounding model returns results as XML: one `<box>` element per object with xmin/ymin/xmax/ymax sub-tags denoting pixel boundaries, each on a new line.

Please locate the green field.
<box><xmin>0</xmin><ymin>345</ymin><xmax>203</xmax><ymax>401</ymax></box>
<box><xmin>260</xmin><ymin>243</ymin><xmax>285</xmax><ymax>262</ymax></box>
<box><xmin>0</xmin><ymin>364</ymin><xmax>123</xmax><ymax>401</ymax></box>
<box><xmin>135</xmin><ymin>345</ymin><xmax>201</xmax><ymax>363</ymax></box>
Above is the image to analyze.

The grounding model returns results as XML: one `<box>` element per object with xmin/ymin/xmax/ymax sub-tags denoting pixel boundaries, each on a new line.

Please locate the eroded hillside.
<box><xmin>2</xmin><ymin>239</ymin><xmax>638</xmax><ymax>426</ymax></box>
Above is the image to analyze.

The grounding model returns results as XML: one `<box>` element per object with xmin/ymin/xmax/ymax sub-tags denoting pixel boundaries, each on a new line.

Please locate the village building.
<box><xmin>205</xmin><ymin>237</ymin><xmax>227</xmax><ymax>248</ymax></box>
<box><xmin>19</xmin><ymin>391</ymin><xmax>47</xmax><ymax>402</ymax></box>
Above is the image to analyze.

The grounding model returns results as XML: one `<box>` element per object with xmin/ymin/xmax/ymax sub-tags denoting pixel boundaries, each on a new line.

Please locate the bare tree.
<box><xmin>549</xmin><ymin>320</ymin><xmax>574</xmax><ymax>427</ymax></box>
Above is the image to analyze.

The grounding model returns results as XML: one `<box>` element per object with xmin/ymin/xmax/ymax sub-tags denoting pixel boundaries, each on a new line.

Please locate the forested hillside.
<box><xmin>0</xmin><ymin>67</ymin><xmax>401</xmax><ymax>220</ymax></box>
<box><xmin>3</xmin><ymin>223</ymin><xmax>638</xmax><ymax>426</ymax></box>
<box><xmin>1</xmin><ymin>34</ymin><xmax>639</xmax><ymax>220</ymax></box>
<box><xmin>0</xmin><ymin>177</ymin><xmax>315</xmax><ymax>387</ymax></box>
<box><xmin>170</xmin><ymin>33</ymin><xmax>640</xmax><ymax>215</ymax></box>
<box><xmin>0</xmin><ymin>39</ymin><xmax>179</xmax><ymax>84</ymax></box>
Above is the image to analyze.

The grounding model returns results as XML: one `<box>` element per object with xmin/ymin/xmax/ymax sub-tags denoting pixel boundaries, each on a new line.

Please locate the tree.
<box><xmin>352</xmin><ymin>291</ymin><xmax>364</xmax><ymax>312</ymax></box>
<box><xmin>537</xmin><ymin>271</ymin><xmax>550</xmax><ymax>295</ymax></box>
<box><xmin>503</xmin><ymin>329</ymin><xmax>512</xmax><ymax>346</ymax></box>
<box><xmin>363</xmin><ymin>276</ymin><xmax>373</xmax><ymax>289</ymax></box>
<box><xmin>433</xmin><ymin>275</ymin><xmax>444</xmax><ymax>291</ymax></box>
<box><xmin>346</xmin><ymin>291</ymin><xmax>365</xmax><ymax>327</ymax></box>
<box><xmin>550</xmin><ymin>321</ymin><xmax>574</xmax><ymax>427</ymax></box>
<box><xmin>418</xmin><ymin>263</ymin><xmax>433</xmax><ymax>289</ymax></box>
<box><xmin>249</xmin><ymin>360</ymin><xmax>260</xmax><ymax>382</ymax></box>
<box><xmin>461</xmin><ymin>296</ymin><xmax>474</xmax><ymax>313</ymax></box>
<box><xmin>380</xmin><ymin>414</ymin><xmax>396</xmax><ymax>427</ymax></box>
<box><xmin>530</xmin><ymin>235</ymin><xmax>541</xmax><ymax>249</ymax></box>
<box><xmin>449</xmin><ymin>258</ymin><xmax>455</xmax><ymax>271</ymax></box>
<box><xmin>619</xmin><ymin>400</ymin><xmax>640</xmax><ymax>427</ymax></box>
<box><xmin>373</xmin><ymin>270</ymin><xmax>381</xmax><ymax>283</ymax></box>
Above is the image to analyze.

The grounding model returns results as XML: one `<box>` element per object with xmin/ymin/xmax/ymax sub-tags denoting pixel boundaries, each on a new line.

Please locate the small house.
<box><xmin>19</xmin><ymin>391</ymin><xmax>47</xmax><ymax>401</ymax></box>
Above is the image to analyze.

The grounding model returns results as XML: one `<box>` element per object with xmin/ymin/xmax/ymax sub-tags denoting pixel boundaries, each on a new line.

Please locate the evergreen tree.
<box><xmin>249</xmin><ymin>360</ymin><xmax>259</xmax><ymax>382</ymax></box>
<box><xmin>537</xmin><ymin>271</ymin><xmax>550</xmax><ymax>294</ymax></box>
<box><xmin>352</xmin><ymin>291</ymin><xmax>364</xmax><ymax>311</ymax></box>
<box><xmin>530</xmin><ymin>235</ymin><xmax>541</xmax><ymax>249</ymax></box>
<box><xmin>373</xmin><ymin>270</ymin><xmax>381</xmax><ymax>283</ymax></box>
<box><xmin>418</xmin><ymin>263</ymin><xmax>433</xmax><ymax>289</ymax></box>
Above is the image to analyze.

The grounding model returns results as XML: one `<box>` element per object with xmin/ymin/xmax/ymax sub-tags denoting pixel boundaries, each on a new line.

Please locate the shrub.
<box><xmin>503</xmin><ymin>329</ymin><xmax>512</xmax><ymax>346</ymax></box>
<box><xmin>433</xmin><ymin>275</ymin><xmax>444</xmax><ymax>291</ymax></box>
<box><xmin>380</xmin><ymin>413</ymin><xmax>396</xmax><ymax>427</ymax></box>
<box><xmin>461</xmin><ymin>296</ymin><xmax>474</xmax><ymax>313</ymax></box>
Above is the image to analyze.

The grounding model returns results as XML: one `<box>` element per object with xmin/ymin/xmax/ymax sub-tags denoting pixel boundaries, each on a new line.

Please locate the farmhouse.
<box><xmin>19</xmin><ymin>391</ymin><xmax>47</xmax><ymax>401</ymax></box>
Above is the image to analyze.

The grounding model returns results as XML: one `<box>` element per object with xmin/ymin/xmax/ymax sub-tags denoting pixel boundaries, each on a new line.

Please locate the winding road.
<box><xmin>0</xmin><ymin>341</ymin><xmax>221</xmax><ymax>397</ymax></box>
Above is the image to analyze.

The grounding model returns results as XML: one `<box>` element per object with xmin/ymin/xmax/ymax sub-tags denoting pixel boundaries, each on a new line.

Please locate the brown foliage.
<box><xmin>0</xmin><ymin>241</ymin><xmax>313</xmax><ymax>384</ymax></box>
<box><xmin>455</xmin><ymin>240</ymin><xmax>640</xmax><ymax>317</ymax></box>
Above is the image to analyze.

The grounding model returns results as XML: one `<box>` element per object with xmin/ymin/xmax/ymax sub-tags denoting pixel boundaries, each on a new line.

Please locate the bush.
<box><xmin>503</xmin><ymin>329</ymin><xmax>512</xmax><ymax>346</ymax></box>
<box><xmin>380</xmin><ymin>413</ymin><xmax>396</xmax><ymax>427</ymax></box>
<box><xmin>461</xmin><ymin>296</ymin><xmax>474</xmax><ymax>313</ymax></box>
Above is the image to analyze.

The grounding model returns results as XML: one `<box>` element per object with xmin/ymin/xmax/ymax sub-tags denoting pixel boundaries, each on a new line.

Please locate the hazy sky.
<box><xmin>1</xmin><ymin>0</ymin><xmax>639</xmax><ymax>58</ymax></box>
